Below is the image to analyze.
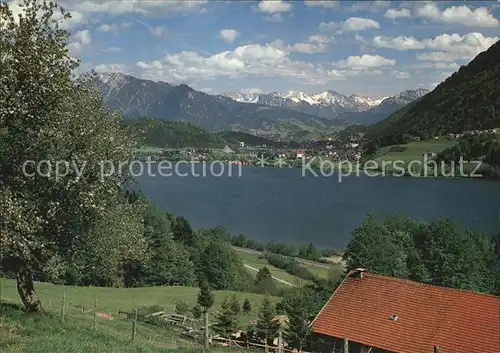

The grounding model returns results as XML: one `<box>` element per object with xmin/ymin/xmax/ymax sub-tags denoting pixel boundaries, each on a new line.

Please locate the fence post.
<box><xmin>131</xmin><ymin>309</ymin><xmax>138</xmax><ymax>342</ymax></box>
<box><xmin>203</xmin><ymin>311</ymin><xmax>209</xmax><ymax>352</ymax></box>
<box><xmin>277</xmin><ymin>331</ymin><xmax>283</xmax><ymax>353</ymax></box>
<box><xmin>93</xmin><ymin>298</ymin><xmax>97</xmax><ymax>331</ymax></box>
<box><xmin>60</xmin><ymin>291</ymin><xmax>66</xmax><ymax>322</ymax></box>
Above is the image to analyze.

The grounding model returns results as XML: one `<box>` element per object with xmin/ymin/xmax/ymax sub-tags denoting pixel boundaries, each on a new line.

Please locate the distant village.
<box><xmin>147</xmin><ymin>135</ymin><xmax>365</xmax><ymax>166</ymax></box>
<box><xmin>140</xmin><ymin>127</ymin><xmax>499</xmax><ymax>167</ymax></box>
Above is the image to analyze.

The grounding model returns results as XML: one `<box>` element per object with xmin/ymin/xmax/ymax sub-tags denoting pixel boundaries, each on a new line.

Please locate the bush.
<box><xmin>389</xmin><ymin>146</ymin><xmax>408</xmax><ymax>152</ymax></box>
<box><xmin>265</xmin><ymin>254</ymin><xmax>320</xmax><ymax>283</ymax></box>
<box><xmin>175</xmin><ymin>300</ymin><xmax>190</xmax><ymax>315</ymax></box>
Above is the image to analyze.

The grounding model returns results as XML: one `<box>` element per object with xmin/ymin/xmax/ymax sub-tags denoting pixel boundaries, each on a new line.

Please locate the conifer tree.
<box><xmin>229</xmin><ymin>294</ymin><xmax>241</xmax><ymax>316</ymax></box>
<box><xmin>213</xmin><ymin>297</ymin><xmax>238</xmax><ymax>337</ymax></box>
<box><xmin>197</xmin><ymin>280</ymin><xmax>214</xmax><ymax>352</ymax></box>
<box><xmin>256</xmin><ymin>295</ymin><xmax>280</xmax><ymax>346</ymax></box>
<box><xmin>242</xmin><ymin>298</ymin><xmax>252</xmax><ymax>313</ymax></box>
<box><xmin>197</xmin><ymin>280</ymin><xmax>215</xmax><ymax>312</ymax></box>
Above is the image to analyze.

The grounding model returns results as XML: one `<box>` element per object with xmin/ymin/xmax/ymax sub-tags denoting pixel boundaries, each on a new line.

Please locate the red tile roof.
<box><xmin>311</xmin><ymin>270</ymin><xmax>500</xmax><ymax>353</ymax></box>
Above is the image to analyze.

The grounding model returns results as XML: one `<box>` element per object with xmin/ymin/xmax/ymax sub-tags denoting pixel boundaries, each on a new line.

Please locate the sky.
<box><xmin>8</xmin><ymin>0</ymin><xmax>500</xmax><ymax>98</ymax></box>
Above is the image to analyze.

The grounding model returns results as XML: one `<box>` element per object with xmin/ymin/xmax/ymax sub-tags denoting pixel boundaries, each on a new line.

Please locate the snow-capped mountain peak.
<box><xmin>222</xmin><ymin>87</ymin><xmax>429</xmax><ymax>121</ymax></box>
<box><xmin>221</xmin><ymin>89</ymin><xmax>384</xmax><ymax>119</ymax></box>
<box><xmin>223</xmin><ymin>92</ymin><xmax>260</xmax><ymax>104</ymax></box>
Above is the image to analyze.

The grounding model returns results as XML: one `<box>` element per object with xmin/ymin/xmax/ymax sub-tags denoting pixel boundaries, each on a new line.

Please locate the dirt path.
<box><xmin>233</xmin><ymin>246</ymin><xmax>341</xmax><ymax>268</ymax></box>
<box><xmin>242</xmin><ymin>264</ymin><xmax>295</xmax><ymax>287</ymax></box>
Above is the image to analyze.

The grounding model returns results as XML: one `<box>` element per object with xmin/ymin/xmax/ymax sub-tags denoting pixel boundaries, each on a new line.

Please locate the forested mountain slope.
<box><xmin>124</xmin><ymin>118</ymin><xmax>227</xmax><ymax>149</ymax></box>
<box><xmin>367</xmin><ymin>40</ymin><xmax>500</xmax><ymax>139</ymax></box>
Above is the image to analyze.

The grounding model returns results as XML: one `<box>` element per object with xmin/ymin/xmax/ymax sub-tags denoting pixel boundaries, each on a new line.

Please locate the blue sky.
<box><xmin>10</xmin><ymin>0</ymin><xmax>500</xmax><ymax>98</ymax></box>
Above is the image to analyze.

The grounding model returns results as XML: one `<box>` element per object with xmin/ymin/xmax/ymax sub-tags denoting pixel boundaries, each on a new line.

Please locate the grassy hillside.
<box><xmin>125</xmin><ymin>118</ymin><xmax>227</xmax><ymax>149</ymax></box>
<box><xmin>235</xmin><ymin>249</ymin><xmax>307</xmax><ymax>286</ymax></box>
<box><xmin>0</xmin><ymin>279</ymin><xmax>276</xmax><ymax>327</ymax></box>
<box><xmin>367</xmin><ymin>40</ymin><xmax>500</xmax><ymax>139</ymax></box>
<box><xmin>1</xmin><ymin>302</ymin><xmax>182</xmax><ymax>353</ymax></box>
<box><xmin>1</xmin><ymin>279</ymin><xmax>280</xmax><ymax>352</ymax></box>
<box><xmin>371</xmin><ymin>139</ymin><xmax>457</xmax><ymax>167</ymax></box>
<box><xmin>233</xmin><ymin>247</ymin><xmax>343</xmax><ymax>285</ymax></box>
<box><xmin>0</xmin><ymin>301</ymin><xmax>253</xmax><ymax>353</ymax></box>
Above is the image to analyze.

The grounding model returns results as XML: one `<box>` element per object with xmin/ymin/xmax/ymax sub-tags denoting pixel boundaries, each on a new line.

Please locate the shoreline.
<box><xmin>134</xmin><ymin>157</ymin><xmax>499</xmax><ymax>181</ymax></box>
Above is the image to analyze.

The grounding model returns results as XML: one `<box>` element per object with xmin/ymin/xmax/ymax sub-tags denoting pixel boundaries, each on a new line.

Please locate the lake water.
<box><xmin>135</xmin><ymin>164</ymin><xmax>500</xmax><ymax>249</ymax></box>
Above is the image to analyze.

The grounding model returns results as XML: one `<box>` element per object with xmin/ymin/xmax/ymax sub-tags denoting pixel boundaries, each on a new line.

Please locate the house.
<box><xmin>239</xmin><ymin>141</ymin><xmax>245</xmax><ymax>148</ymax></box>
<box><xmin>296</xmin><ymin>150</ymin><xmax>306</xmax><ymax>159</ymax></box>
<box><xmin>310</xmin><ymin>269</ymin><xmax>500</xmax><ymax>353</ymax></box>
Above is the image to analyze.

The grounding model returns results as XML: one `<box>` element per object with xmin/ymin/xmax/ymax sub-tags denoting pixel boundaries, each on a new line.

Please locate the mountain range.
<box><xmin>95</xmin><ymin>73</ymin><xmax>430</xmax><ymax>136</ymax></box>
<box><xmin>222</xmin><ymin>90</ymin><xmax>383</xmax><ymax>120</ymax></box>
<box><xmin>95</xmin><ymin>73</ymin><xmax>345</xmax><ymax>136</ymax></box>
<box><xmin>336</xmin><ymin>89</ymin><xmax>430</xmax><ymax>125</ymax></box>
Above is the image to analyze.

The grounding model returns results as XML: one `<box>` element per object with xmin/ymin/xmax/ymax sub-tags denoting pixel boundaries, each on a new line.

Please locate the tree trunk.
<box><xmin>204</xmin><ymin>311</ymin><xmax>209</xmax><ymax>352</ymax></box>
<box><xmin>16</xmin><ymin>263</ymin><xmax>42</xmax><ymax>312</ymax></box>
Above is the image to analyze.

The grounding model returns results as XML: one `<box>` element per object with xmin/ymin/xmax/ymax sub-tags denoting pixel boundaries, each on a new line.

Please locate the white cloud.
<box><xmin>416</xmin><ymin>52</ymin><xmax>456</xmax><ymax>62</ymax></box>
<box><xmin>7</xmin><ymin>0</ymin><xmax>87</xmax><ymax>29</ymax></box>
<box><xmin>149</xmin><ymin>26</ymin><xmax>168</xmax><ymax>37</ymax></box>
<box><xmin>343</xmin><ymin>1</ymin><xmax>390</xmax><ymax>13</ymax></box>
<box><xmin>308</xmin><ymin>35</ymin><xmax>331</xmax><ymax>44</ymax></box>
<box><xmin>254</xmin><ymin>0</ymin><xmax>293</xmax><ymax>22</ymax></box>
<box><xmin>373</xmin><ymin>35</ymin><xmax>425</xmax><ymax>50</ymax></box>
<box><xmin>288</xmin><ymin>42</ymin><xmax>329</xmax><ymax>54</ymax></box>
<box><xmin>424</xmin><ymin>33</ymin><xmax>498</xmax><ymax>58</ymax></box>
<box><xmin>392</xmin><ymin>71</ymin><xmax>411</xmax><ymax>79</ymax></box>
<box><xmin>241</xmin><ymin>88</ymin><xmax>263</xmax><ymax>94</ymax></box>
<box><xmin>343</xmin><ymin>17</ymin><xmax>380</xmax><ymax>31</ymax></box>
<box><xmin>270</xmin><ymin>37</ymin><xmax>330</xmax><ymax>54</ymax></box>
<box><xmin>414</xmin><ymin>3</ymin><xmax>441</xmax><ymax>21</ymax></box>
<box><xmin>414</xmin><ymin>3</ymin><xmax>499</xmax><ymax>28</ymax></box>
<box><xmin>257</xmin><ymin>0</ymin><xmax>293</xmax><ymax>13</ymax></box>
<box><xmin>68</xmin><ymin>0</ymin><xmax>208</xmax><ymax>18</ymax></box>
<box><xmin>384</xmin><ymin>8</ymin><xmax>411</xmax><ymax>20</ymax></box>
<box><xmin>134</xmin><ymin>43</ymin><xmax>345</xmax><ymax>86</ymax></box>
<box><xmin>319</xmin><ymin>17</ymin><xmax>380</xmax><ymax>33</ymax></box>
<box><xmin>304</xmin><ymin>0</ymin><xmax>339</xmax><ymax>9</ymax></box>
<box><xmin>75</xmin><ymin>30</ymin><xmax>92</xmax><ymax>45</ymax></box>
<box><xmin>373</xmin><ymin>32</ymin><xmax>498</xmax><ymax>59</ymax></box>
<box><xmin>99</xmin><ymin>24</ymin><xmax>117</xmax><ymax>32</ymax></box>
<box><xmin>68</xmin><ymin>29</ymin><xmax>91</xmax><ymax>54</ymax></box>
<box><xmin>219</xmin><ymin>29</ymin><xmax>240</xmax><ymax>44</ymax></box>
<box><xmin>200</xmin><ymin>88</ymin><xmax>212</xmax><ymax>93</ymax></box>
<box><xmin>94</xmin><ymin>63</ymin><xmax>128</xmax><ymax>73</ymax></box>
<box><xmin>333</xmin><ymin>54</ymin><xmax>396</xmax><ymax>69</ymax></box>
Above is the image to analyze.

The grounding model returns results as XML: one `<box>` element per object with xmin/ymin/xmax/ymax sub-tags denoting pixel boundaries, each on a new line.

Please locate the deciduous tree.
<box><xmin>0</xmin><ymin>0</ymin><xmax>145</xmax><ymax>311</ymax></box>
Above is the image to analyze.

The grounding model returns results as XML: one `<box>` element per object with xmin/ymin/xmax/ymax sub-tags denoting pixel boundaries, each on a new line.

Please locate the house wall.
<box><xmin>311</xmin><ymin>333</ymin><xmax>392</xmax><ymax>353</ymax></box>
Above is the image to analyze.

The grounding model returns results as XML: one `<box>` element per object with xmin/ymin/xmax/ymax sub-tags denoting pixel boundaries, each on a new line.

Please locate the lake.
<box><xmin>135</xmin><ymin>164</ymin><xmax>500</xmax><ymax>249</ymax></box>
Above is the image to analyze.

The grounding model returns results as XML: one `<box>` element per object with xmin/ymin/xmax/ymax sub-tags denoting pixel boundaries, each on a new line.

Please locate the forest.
<box><xmin>366</xmin><ymin>40</ymin><xmax>500</xmax><ymax>142</ymax></box>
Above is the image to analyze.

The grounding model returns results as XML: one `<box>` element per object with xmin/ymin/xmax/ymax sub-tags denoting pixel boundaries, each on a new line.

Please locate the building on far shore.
<box><xmin>296</xmin><ymin>150</ymin><xmax>306</xmax><ymax>159</ymax></box>
<box><xmin>310</xmin><ymin>269</ymin><xmax>500</xmax><ymax>353</ymax></box>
